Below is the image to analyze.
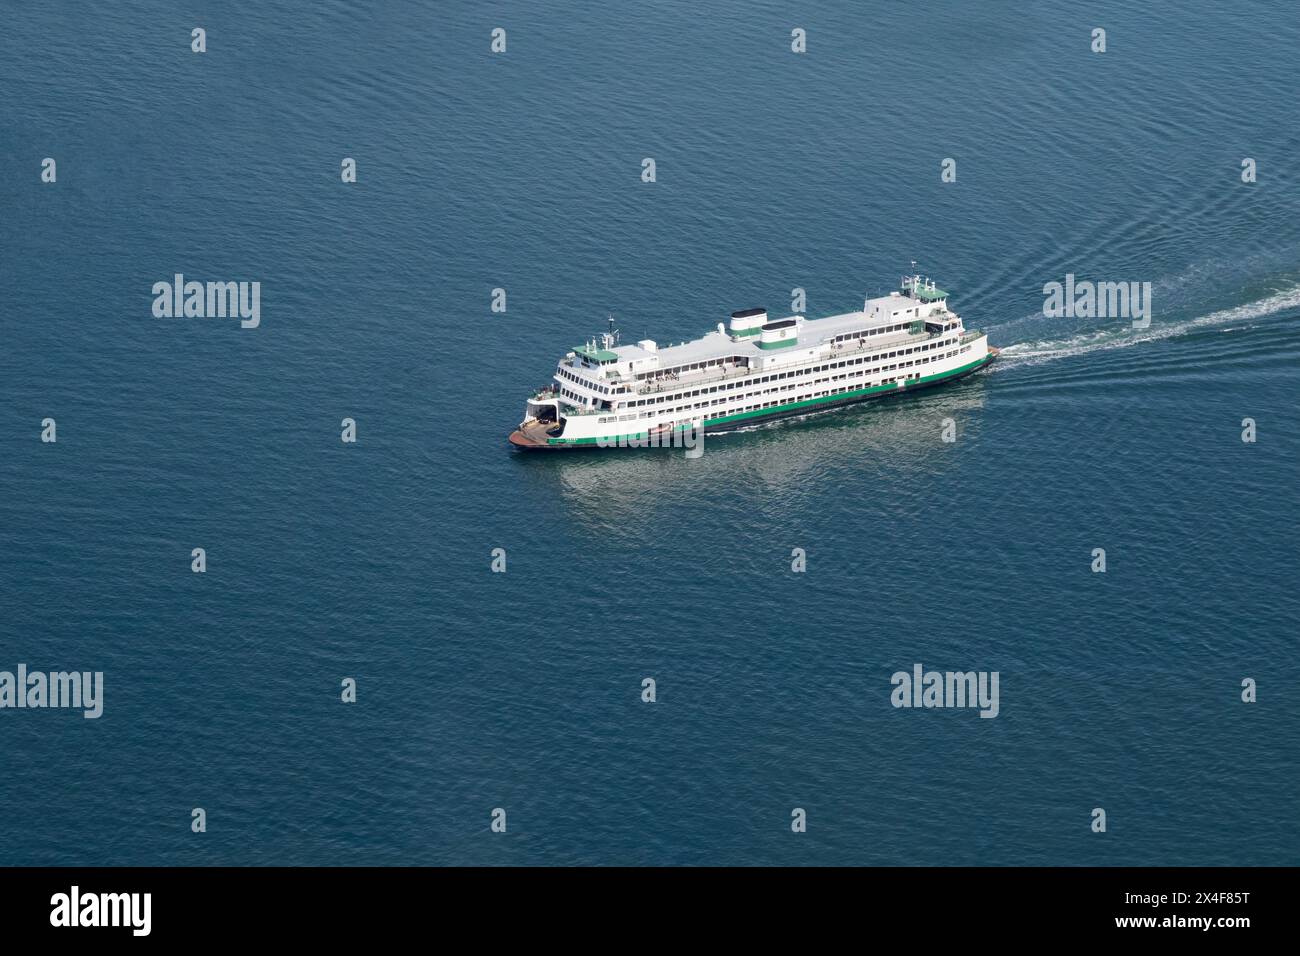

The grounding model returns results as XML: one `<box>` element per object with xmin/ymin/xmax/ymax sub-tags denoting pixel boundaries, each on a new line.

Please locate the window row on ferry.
<box><xmin>596</xmin><ymin>343</ymin><xmax>976</xmax><ymax>423</ymax></box>
<box><xmin>618</xmin><ymin>337</ymin><xmax>961</xmax><ymax>409</ymax></box>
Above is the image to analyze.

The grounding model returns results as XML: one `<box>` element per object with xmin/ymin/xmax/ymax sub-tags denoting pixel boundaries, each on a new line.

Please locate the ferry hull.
<box><xmin>507</xmin><ymin>349</ymin><xmax>996</xmax><ymax>451</ymax></box>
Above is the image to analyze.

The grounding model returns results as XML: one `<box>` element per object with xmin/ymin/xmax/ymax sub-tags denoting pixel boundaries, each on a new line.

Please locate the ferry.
<box><xmin>508</xmin><ymin>273</ymin><xmax>996</xmax><ymax>450</ymax></box>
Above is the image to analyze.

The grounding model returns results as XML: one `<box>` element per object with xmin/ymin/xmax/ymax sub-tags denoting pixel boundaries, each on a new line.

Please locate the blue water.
<box><xmin>2</xmin><ymin>0</ymin><xmax>1298</xmax><ymax>865</ymax></box>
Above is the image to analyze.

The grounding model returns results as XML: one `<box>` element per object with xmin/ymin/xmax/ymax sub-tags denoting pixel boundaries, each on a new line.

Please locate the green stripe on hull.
<box><xmin>710</xmin><ymin>355</ymin><xmax>986</xmax><ymax>426</ymax></box>
<box><xmin>547</xmin><ymin>353</ymin><xmax>991</xmax><ymax>445</ymax></box>
<box><xmin>552</xmin><ymin>431</ymin><xmax>652</xmax><ymax>446</ymax></box>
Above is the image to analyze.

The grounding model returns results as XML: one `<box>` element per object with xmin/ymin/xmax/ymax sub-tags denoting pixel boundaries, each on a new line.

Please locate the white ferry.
<box><xmin>509</xmin><ymin>274</ymin><xmax>996</xmax><ymax>450</ymax></box>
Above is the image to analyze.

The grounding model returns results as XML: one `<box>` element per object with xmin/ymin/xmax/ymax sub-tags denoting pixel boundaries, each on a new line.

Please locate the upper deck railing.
<box><xmin>625</xmin><ymin>325</ymin><xmax>955</xmax><ymax>395</ymax></box>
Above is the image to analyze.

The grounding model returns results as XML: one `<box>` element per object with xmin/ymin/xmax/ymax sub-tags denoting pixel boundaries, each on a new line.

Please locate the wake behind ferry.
<box><xmin>509</xmin><ymin>273</ymin><xmax>997</xmax><ymax>450</ymax></box>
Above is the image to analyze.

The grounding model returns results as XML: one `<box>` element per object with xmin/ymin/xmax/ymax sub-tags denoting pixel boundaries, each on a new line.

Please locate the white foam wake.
<box><xmin>993</xmin><ymin>285</ymin><xmax>1300</xmax><ymax>369</ymax></box>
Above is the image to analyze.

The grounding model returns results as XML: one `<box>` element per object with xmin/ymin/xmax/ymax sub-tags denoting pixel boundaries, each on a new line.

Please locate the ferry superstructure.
<box><xmin>509</xmin><ymin>274</ymin><xmax>996</xmax><ymax>450</ymax></box>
